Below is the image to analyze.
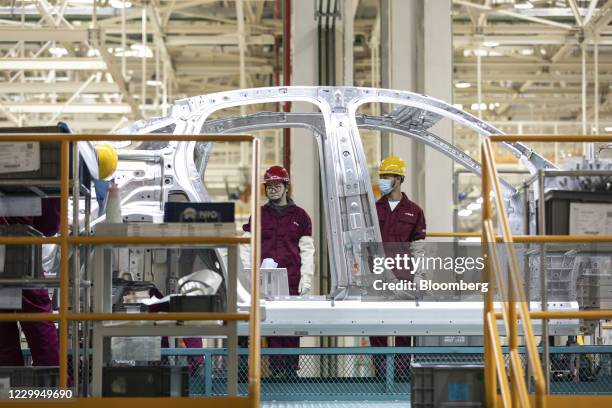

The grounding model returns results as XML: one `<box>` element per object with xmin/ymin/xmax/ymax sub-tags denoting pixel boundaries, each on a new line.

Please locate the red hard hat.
<box><xmin>263</xmin><ymin>165</ymin><xmax>290</xmax><ymax>184</ymax></box>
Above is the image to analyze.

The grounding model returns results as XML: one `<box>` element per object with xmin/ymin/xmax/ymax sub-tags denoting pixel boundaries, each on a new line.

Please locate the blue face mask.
<box><xmin>379</xmin><ymin>179</ymin><xmax>394</xmax><ymax>195</ymax></box>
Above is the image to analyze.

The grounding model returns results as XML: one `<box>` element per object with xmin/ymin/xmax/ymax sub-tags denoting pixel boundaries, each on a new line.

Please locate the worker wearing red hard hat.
<box><xmin>370</xmin><ymin>156</ymin><xmax>426</xmax><ymax>378</ymax></box>
<box><xmin>241</xmin><ymin>165</ymin><xmax>314</xmax><ymax>376</ymax></box>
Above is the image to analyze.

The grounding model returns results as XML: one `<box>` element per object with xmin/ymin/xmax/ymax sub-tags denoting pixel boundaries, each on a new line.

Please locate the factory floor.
<box><xmin>262</xmin><ymin>402</ymin><xmax>409</xmax><ymax>407</ymax></box>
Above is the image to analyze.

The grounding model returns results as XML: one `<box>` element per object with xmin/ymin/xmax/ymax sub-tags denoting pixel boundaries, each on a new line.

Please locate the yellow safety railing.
<box><xmin>0</xmin><ymin>133</ymin><xmax>262</xmax><ymax>408</ymax></box>
<box><xmin>481</xmin><ymin>134</ymin><xmax>612</xmax><ymax>408</ymax></box>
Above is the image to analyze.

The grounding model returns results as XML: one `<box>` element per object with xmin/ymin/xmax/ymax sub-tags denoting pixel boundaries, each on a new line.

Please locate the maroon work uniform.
<box><xmin>371</xmin><ymin>193</ymin><xmax>426</xmax><ymax>377</ymax></box>
<box><xmin>377</xmin><ymin>193</ymin><xmax>426</xmax><ymax>243</ymax></box>
<box><xmin>243</xmin><ymin>199</ymin><xmax>312</xmax><ymax>374</ymax></box>
<box><xmin>0</xmin><ymin>198</ymin><xmax>60</xmax><ymax>366</ymax></box>
<box><xmin>376</xmin><ymin>192</ymin><xmax>426</xmax><ymax>281</ymax></box>
<box><xmin>242</xmin><ymin>200</ymin><xmax>312</xmax><ymax>295</ymax></box>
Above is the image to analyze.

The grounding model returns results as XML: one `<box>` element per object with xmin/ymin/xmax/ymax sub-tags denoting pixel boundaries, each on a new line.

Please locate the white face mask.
<box><xmin>378</xmin><ymin>179</ymin><xmax>394</xmax><ymax>195</ymax></box>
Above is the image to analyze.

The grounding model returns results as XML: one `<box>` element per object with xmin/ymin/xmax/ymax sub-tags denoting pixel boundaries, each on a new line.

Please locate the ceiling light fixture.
<box><xmin>110</xmin><ymin>1</ymin><xmax>132</xmax><ymax>8</ymax></box>
<box><xmin>49</xmin><ymin>47</ymin><xmax>68</xmax><ymax>57</ymax></box>
<box><xmin>482</xmin><ymin>41</ymin><xmax>499</xmax><ymax>47</ymax></box>
<box><xmin>514</xmin><ymin>1</ymin><xmax>534</xmax><ymax>10</ymax></box>
<box><xmin>455</xmin><ymin>82</ymin><xmax>471</xmax><ymax>89</ymax></box>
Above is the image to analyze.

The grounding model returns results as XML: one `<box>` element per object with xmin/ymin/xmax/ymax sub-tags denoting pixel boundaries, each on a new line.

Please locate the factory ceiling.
<box><xmin>0</xmin><ymin>0</ymin><xmax>610</xmax><ymax>133</ymax></box>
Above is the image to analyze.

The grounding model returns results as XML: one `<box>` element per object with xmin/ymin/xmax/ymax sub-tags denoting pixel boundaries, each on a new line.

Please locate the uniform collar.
<box><xmin>266</xmin><ymin>197</ymin><xmax>295</xmax><ymax>213</ymax></box>
<box><xmin>379</xmin><ymin>192</ymin><xmax>409</xmax><ymax>206</ymax></box>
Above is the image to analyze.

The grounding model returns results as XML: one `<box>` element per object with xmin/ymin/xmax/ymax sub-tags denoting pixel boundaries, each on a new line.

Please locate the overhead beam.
<box><xmin>45</xmin><ymin>74</ymin><xmax>97</xmax><ymax>124</ymax></box>
<box><xmin>455</xmin><ymin>96</ymin><xmax>597</xmax><ymax>104</ymax></box>
<box><xmin>452</xmin><ymin>23</ymin><xmax>612</xmax><ymax>35</ymax></box>
<box><xmin>583</xmin><ymin>0</ymin><xmax>599</xmax><ymax>26</ymax></box>
<box><xmin>453</xmin><ymin>34</ymin><xmax>612</xmax><ymax>46</ymax></box>
<box><xmin>235</xmin><ymin>0</ymin><xmax>247</xmax><ymax>98</ymax></box>
<box><xmin>0</xmin><ymin>82</ymin><xmax>120</xmax><ymax>93</ymax></box>
<box><xmin>0</xmin><ymin>58</ymin><xmax>107</xmax><ymax>70</ymax></box>
<box><xmin>0</xmin><ymin>100</ymin><xmax>20</xmax><ymax>125</ymax></box>
<box><xmin>147</xmin><ymin>2</ymin><xmax>176</xmax><ymax>82</ymax></box>
<box><xmin>35</xmin><ymin>0</ymin><xmax>72</xmax><ymax>29</ymax></box>
<box><xmin>567</xmin><ymin>0</ymin><xmax>584</xmax><ymax>27</ymax></box>
<box><xmin>174</xmin><ymin>62</ymin><xmax>273</xmax><ymax>75</ymax></box>
<box><xmin>103</xmin><ymin>19</ymin><xmax>281</xmax><ymax>35</ymax></box>
<box><xmin>89</xmin><ymin>28</ymin><xmax>142</xmax><ymax>118</ymax></box>
<box><xmin>588</xmin><ymin>1</ymin><xmax>612</xmax><ymax>34</ymax></box>
<box><xmin>453</xmin><ymin>72</ymin><xmax>612</xmax><ymax>82</ymax></box>
<box><xmin>492</xmin><ymin>42</ymin><xmax>575</xmax><ymax>117</ymax></box>
<box><xmin>0</xmin><ymin>119</ymin><xmax>119</xmax><ymax>129</ymax></box>
<box><xmin>5</xmin><ymin>103</ymin><xmax>132</xmax><ymax>114</ymax></box>
<box><xmin>0</xmin><ymin>28</ymin><xmax>89</xmax><ymax>42</ymax></box>
<box><xmin>165</xmin><ymin>34</ymin><xmax>275</xmax><ymax>46</ymax></box>
<box><xmin>453</xmin><ymin>0</ymin><xmax>574</xmax><ymax>30</ymax></box>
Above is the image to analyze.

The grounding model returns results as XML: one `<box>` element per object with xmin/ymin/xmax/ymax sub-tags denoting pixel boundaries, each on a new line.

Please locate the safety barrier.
<box><xmin>58</xmin><ymin>346</ymin><xmax>608</xmax><ymax>400</ymax></box>
<box><xmin>481</xmin><ymin>134</ymin><xmax>612</xmax><ymax>408</ymax></box>
<box><xmin>0</xmin><ymin>133</ymin><xmax>262</xmax><ymax>408</ymax></box>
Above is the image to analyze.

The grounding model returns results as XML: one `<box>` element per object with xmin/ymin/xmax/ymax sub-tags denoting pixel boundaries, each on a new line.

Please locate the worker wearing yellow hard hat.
<box><xmin>370</xmin><ymin>156</ymin><xmax>427</xmax><ymax>378</ymax></box>
<box><xmin>96</xmin><ymin>143</ymin><xmax>118</xmax><ymax>180</ymax></box>
<box><xmin>90</xmin><ymin>143</ymin><xmax>119</xmax><ymax>213</ymax></box>
<box><xmin>378</xmin><ymin>156</ymin><xmax>406</xmax><ymax>177</ymax></box>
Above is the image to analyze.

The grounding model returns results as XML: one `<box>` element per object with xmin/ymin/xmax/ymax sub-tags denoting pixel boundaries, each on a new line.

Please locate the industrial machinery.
<box><xmin>8</xmin><ymin>87</ymin><xmax>604</xmax><ymax>336</ymax></box>
<box><xmin>3</xmin><ymin>87</ymin><xmax>611</xmax><ymax>400</ymax></box>
<box><xmin>89</xmin><ymin>86</ymin><xmax>612</xmax><ymax>337</ymax></box>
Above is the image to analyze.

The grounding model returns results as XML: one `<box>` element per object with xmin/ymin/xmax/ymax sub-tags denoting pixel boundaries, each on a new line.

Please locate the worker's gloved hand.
<box><xmin>298</xmin><ymin>273</ymin><xmax>312</xmax><ymax>295</ymax></box>
<box><xmin>410</xmin><ymin>239</ymin><xmax>426</xmax><ymax>259</ymax></box>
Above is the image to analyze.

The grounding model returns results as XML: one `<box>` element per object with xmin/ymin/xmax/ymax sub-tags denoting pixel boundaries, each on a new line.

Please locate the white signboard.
<box><xmin>569</xmin><ymin>202</ymin><xmax>612</xmax><ymax>235</ymax></box>
<box><xmin>0</xmin><ymin>142</ymin><xmax>40</xmax><ymax>174</ymax></box>
<box><xmin>0</xmin><ymin>288</ymin><xmax>22</xmax><ymax>309</ymax></box>
<box><xmin>0</xmin><ymin>196</ymin><xmax>42</xmax><ymax>217</ymax></box>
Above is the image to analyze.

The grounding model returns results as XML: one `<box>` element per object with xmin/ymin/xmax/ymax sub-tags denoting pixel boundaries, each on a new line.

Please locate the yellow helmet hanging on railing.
<box><xmin>378</xmin><ymin>156</ymin><xmax>406</xmax><ymax>177</ymax></box>
<box><xmin>97</xmin><ymin>143</ymin><xmax>118</xmax><ymax>180</ymax></box>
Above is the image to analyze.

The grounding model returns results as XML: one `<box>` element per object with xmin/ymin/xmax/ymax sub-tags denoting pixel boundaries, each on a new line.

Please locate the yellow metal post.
<box><xmin>0</xmin><ymin>133</ymin><xmax>261</xmax><ymax>404</ymax></box>
<box><xmin>248</xmin><ymin>139</ymin><xmax>261</xmax><ymax>408</ymax></box>
<box><xmin>59</xmin><ymin>140</ymin><xmax>69</xmax><ymax>388</ymax></box>
<box><xmin>481</xmin><ymin>142</ymin><xmax>498</xmax><ymax>407</ymax></box>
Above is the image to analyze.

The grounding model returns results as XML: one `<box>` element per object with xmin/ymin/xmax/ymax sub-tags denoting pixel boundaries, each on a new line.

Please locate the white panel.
<box><xmin>424</xmin><ymin>0</ymin><xmax>453</xmax><ymax>233</ymax></box>
<box><xmin>387</xmin><ymin>0</ymin><xmax>421</xmax><ymax>201</ymax></box>
<box><xmin>291</xmin><ymin>0</ymin><xmax>320</xmax><ymax>296</ymax></box>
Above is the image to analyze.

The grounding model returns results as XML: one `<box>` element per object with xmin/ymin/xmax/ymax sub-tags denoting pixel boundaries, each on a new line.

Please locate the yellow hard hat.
<box><xmin>379</xmin><ymin>156</ymin><xmax>406</xmax><ymax>177</ymax></box>
<box><xmin>97</xmin><ymin>143</ymin><xmax>118</xmax><ymax>180</ymax></box>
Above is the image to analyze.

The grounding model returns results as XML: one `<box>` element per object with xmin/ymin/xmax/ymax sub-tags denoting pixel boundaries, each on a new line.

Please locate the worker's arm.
<box><xmin>298</xmin><ymin>236</ymin><xmax>315</xmax><ymax>295</ymax></box>
<box><xmin>239</xmin><ymin>217</ymin><xmax>252</xmax><ymax>269</ymax></box>
<box><xmin>410</xmin><ymin>209</ymin><xmax>427</xmax><ymax>284</ymax></box>
<box><xmin>298</xmin><ymin>212</ymin><xmax>315</xmax><ymax>295</ymax></box>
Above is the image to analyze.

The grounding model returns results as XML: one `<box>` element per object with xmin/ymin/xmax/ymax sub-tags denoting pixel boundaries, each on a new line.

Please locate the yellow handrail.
<box><xmin>0</xmin><ymin>133</ymin><xmax>261</xmax><ymax>408</ymax></box>
<box><xmin>482</xmin><ymin>134</ymin><xmax>612</xmax><ymax>408</ymax></box>
<box><xmin>482</xmin><ymin>138</ymin><xmax>546</xmax><ymax>408</ymax></box>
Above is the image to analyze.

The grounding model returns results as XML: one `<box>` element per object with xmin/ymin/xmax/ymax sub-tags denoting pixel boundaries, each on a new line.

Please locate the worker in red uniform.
<box><xmin>0</xmin><ymin>199</ymin><xmax>60</xmax><ymax>367</ymax></box>
<box><xmin>241</xmin><ymin>165</ymin><xmax>314</xmax><ymax>377</ymax></box>
<box><xmin>370</xmin><ymin>156</ymin><xmax>426</xmax><ymax>379</ymax></box>
<box><xmin>0</xmin><ymin>143</ymin><xmax>118</xmax><ymax>368</ymax></box>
